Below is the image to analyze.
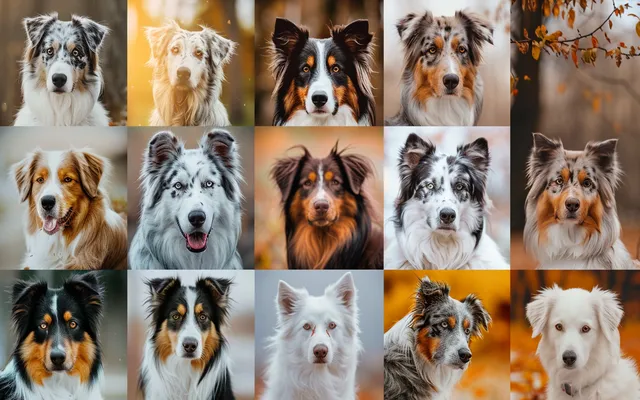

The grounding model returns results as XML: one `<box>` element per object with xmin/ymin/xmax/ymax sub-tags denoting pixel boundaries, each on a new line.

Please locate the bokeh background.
<box><xmin>254</xmin><ymin>269</ymin><xmax>383</xmax><ymax>399</ymax></box>
<box><xmin>128</xmin><ymin>270</ymin><xmax>254</xmax><ymax>400</ymax></box>
<box><xmin>510</xmin><ymin>270</ymin><xmax>640</xmax><ymax>399</ymax></box>
<box><xmin>254</xmin><ymin>0</ymin><xmax>384</xmax><ymax>126</ymax></box>
<box><xmin>511</xmin><ymin>2</ymin><xmax>640</xmax><ymax>268</ymax></box>
<box><xmin>254</xmin><ymin>127</ymin><xmax>384</xmax><ymax>269</ymax></box>
<box><xmin>0</xmin><ymin>0</ymin><xmax>127</xmax><ymax>125</ymax></box>
<box><xmin>0</xmin><ymin>127</ymin><xmax>127</xmax><ymax>270</ymax></box>
<box><xmin>384</xmin><ymin>270</ymin><xmax>511</xmax><ymax>400</ymax></box>
<box><xmin>127</xmin><ymin>127</ymin><xmax>254</xmax><ymax>268</ymax></box>
<box><xmin>383</xmin><ymin>0</ymin><xmax>511</xmax><ymax>126</ymax></box>
<box><xmin>127</xmin><ymin>0</ymin><xmax>255</xmax><ymax>126</ymax></box>
<box><xmin>0</xmin><ymin>271</ymin><xmax>127</xmax><ymax>400</ymax></box>
<box><xmin>384</xmin><ymin>127</ymin><xmax>511</xmax><ymax>265</ymax></box>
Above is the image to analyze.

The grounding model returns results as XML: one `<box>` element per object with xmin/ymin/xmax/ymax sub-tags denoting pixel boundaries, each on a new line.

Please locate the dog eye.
<box><xmin>302</xmin><ymin>66</ymin><xmax>310</xmax><ymax>73</ymax></box>
<box><xmin>582</xmin><ymin>178</ymin><xmax>593</xmax><ymax>188</ymax></box>
<box><xmin>427</xmin><ymin>46</ymin><xmax>437</xmax><ymax>54</ymax></box>
<box><xmin>331</xmin><ymin>65</ymin><xmax>340</xmax><ymax>73</ymax></box>
<box><xmin>464</xmin><ymin>328</ymin><xmax>471</xmax><ymax>335</ymax></box>
<box><xmin>328</xmin><ymin>322</ymin><xmax>337</xmax><ymax>329</ymax></box>
<box><xmin>195</xmin><ymin>50</ymin><xmax>203</xmax><ymax>58</ymax></box>
<box><xmin>331</xmin><ymin>179</ymin><xmax>340</xmax><ymax>187</ymax></box>
<box><xmin>581</xmin><ymin>325</ymin><xmax>591</xmax><ymax>333</ymax></box>
<box><xmin>171</xmin><ymin>46</ymin><xmax>180</xmax><ymax>54</ymax></box>
<box><xmin>440</xmin><ymin>321</ymin><xmax>448</xmax><ymax>329</ymax></box>
<box><xmin>174</xmin><ymin>182</ymin><xmax>183</xmax><ymax>190</ymax></box>
<box><xmin>39</xmin><ymin>322</ymin><xmax>48</xmax><ymax>330</ymax></box>
<box><xmin>172</xmin><ymin>313</ymin><xmax>182</xmax><ymax>321</ymax></box>
<box><xmin>303</xmin><ymin>180</ymin><xmax>313</xmax><ymax>188</ymax></box>
<box><xmin>72</xmin><ymin>49</ymin><xmax>79</xmax><ymax>57</ymax></box>
<box><xmin>458</xmin><ymin>46</ymin><xmax>466</xmax><ymax>54</ymax></box>
<box><xmin>36</xmin><ymin>177</ymin><xmax>45</xmax><ymax>184</ymax></box>
<box><xmin>69</xmin><ymin>321</ymin><xmax>77</xmax><ymax>329</ymax></box>
<box><xmin>555</xmin><ymin>323</ymin><xmax>563</xmax><ymax>331</ymax></box>
<box><xmin>205</xmin><ymin>180</ymin><xmax>214</xmax><ymax>188</ymax></box>
<box><xmin>426</xmin><ymin>183</ymin><xmax>435</xmax><ymax>190</ymax></box>
<box><xmin>554</xmin><ymin>177</ymin><xmax>563</xmax><ymax>185</ymax></box>
<box><xmin>63</xmin><ymin>177</ymin><xmax>72</xmax><ymax>183</ymax></box>
<box><xmin>46</xmin><ymin>47</ymin><xmax>54</xmax><ymax>56</ymax></box>
<box><xmin>455</xmin><ymin>183</ymin><xmax>464</xmax><ymax>191</ymax></box>
<box><xmin>303</xmin><ymin>323</ymin><xmax>312</xmax><ymax>330</ymax></box>
<box><xmin>198</xmin><ymin>313</ymin><xmax>208</xmax><ymax>321</ymax></box>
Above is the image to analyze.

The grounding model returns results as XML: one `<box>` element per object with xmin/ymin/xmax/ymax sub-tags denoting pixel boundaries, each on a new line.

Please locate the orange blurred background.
<box><xmin>384</xmin><ymin>270</ymin><xmax>511</xmax><ymax>400</ymax></box>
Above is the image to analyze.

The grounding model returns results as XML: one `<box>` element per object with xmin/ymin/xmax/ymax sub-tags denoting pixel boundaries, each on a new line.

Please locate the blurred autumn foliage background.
<box><xmin>0</xmin><ymin>0</ymin><xmax>127</xmax><ymax>125</ymax></box>
<box><xmin>255</xmin><ymin>0</ymin><xmax>383</xmax><ymax>126</ymax></box>
<box><xmin>511</xmin><ymin>0</ymin><xmax>640</xmax><ymax>268</ymax></box>
<box><xmin>384</xmin><ymin>271</ymin><xmax>511</xmax><ymax>400</ymax></box>
<box><xmin>510</xmin><ymin>270</ymin><xmax>640</xmax><ymax>399</ymax></box>
<box><xmin>127</xmin><ymin>0</ymin><xmax>255</xmax><ymax>126</ymax></box>
<box><xmin>253</xmin><ymin>127</ymin><xmax>384</xmax><ymax>269</ymax></box>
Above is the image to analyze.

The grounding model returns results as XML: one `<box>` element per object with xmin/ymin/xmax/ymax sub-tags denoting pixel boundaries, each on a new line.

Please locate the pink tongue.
<box><xmin>43</xmin><ymin>218</ymin><xmax>59</xmax><ymax>233</ymax></box>
<box><xmin>187</xmin><ymin>233</ymin><xmax>208</xmax><ymax>250</ymax></box>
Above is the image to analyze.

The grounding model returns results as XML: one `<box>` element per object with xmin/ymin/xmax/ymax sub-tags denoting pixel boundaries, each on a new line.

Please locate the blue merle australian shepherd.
<box><xmin>268</xmin><ymin>18</ymin><xmax>376</xmax><ymax>126</ymax></box>
<box><xmin>130</xmin><ymin>130</ymin><xmax>244</xmax><ymax>270</ymax></box>
<box><xmin>0</xmin><ymin>273</ymin><xmax>105</xmax><ymax>400</ymax></box>
<box><xmin>386</xmin><ymin>133</ymin><xmax>508</xmax><ymax>269</ymax></box>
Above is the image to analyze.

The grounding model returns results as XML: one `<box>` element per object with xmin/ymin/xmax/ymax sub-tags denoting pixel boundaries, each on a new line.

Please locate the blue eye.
<box><xmin>205</xmin><ymin>181</ymin><xmax>214</xmax><ymax>188</ymax></box>
<box><xmin>174</xmin><ymin>182</ymin><xmax>183</xmax><ymax>190</ymax></box>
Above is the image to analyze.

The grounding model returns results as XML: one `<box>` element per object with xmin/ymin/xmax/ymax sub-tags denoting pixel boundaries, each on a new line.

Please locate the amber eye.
<box><xmin>303</xmin><ymin>323</ymin><xmax>312</xmax><ymax>330</ymax></box>
<box><xmin>40</xmin><ymin>322</ymin><xmax>48</xmax><ymax>330</ymax></box>
<box><xmin>69</xmin><ymin>321</ymin><xmax>77</xmax><ymax>329</ymax></box>
<box><xmin>72</xmin><ymin>49</ymin><xmax>79</xmax><ymax>57</ymax></box>
<box><xmin>582</xmin><ymin>178</ymin><xmax>593</xmax><ymax>188</ymax></box>
<box><xmin>428</xmin><ymin>46</ymin><xmax>437</xmax><ymax>54</ymax></box>
<box><xmin>458</xmin><ymin>46</ymin><xmax>467</xmax><ymax>54</ymax></box>
<box><xmin>331</xmin><ymin>65</ymin><xmax>340</xmax><ymax>73</ymax></box>
<box><xmin>63</xmin><ymin>177</ymin><xmax>72</xmax><ymax>183</ymax></box>
<box><xmin>36</xmin><ymin>177</ymin><xmax>45</xmax><ymax>184</ymax></box>
<box><xmin>302</xmin><ymin>65</ymin><xmax>310</xmax><ymax>73</ymax></box>
<box><xmin>555</xmin><ymin>177</ymin><xmax>564</xmax><ymax>185</ymax></box>
<box><xmin>46</xmin><ymin>47</ymin><xmax>54</xmax><ymax>56</ymax></box>
<box><xmin>171</xmin><ymin>46</ymin><xmax>180</xmax><ymax>54</ymax></box>
<box><xmin>581</xmin><ymin>325</ymin><xmax>591</xmax><ymax>333</ymax></box>
<box><xmin>198</xmin><ymin>313</ymin><xmax>207</xmax><ymax>321</ymax></box>
<box><xmin>172</xmin><ymin>313</ymin><xmax>181</xmax><ymax>320</ymax></box>
<box><xmin>195</xmin><ymin>50</ymin><xmax>203</xmax><ymax>58</ymax></box>
<box><xmin>555</xmin><ymin>323</ymin><xmax>563</xmax><ymax>331</ymax></box>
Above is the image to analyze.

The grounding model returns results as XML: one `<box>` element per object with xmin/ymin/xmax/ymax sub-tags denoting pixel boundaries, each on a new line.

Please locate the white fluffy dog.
<box><xmin>526</xmin><ymin>285</ymin><xmax>640</xmax><ymax>399</ymax></box>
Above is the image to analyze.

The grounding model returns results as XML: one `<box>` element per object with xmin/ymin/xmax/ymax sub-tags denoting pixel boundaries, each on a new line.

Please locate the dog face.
<box><xmin>146</xmin><ymin>277</ymin><xmax>230</xmax><ymax>364</ymax></box>
<box><xmin>22</xmin><ymin>13</ymin><xmax>107</xmax><ymax>94</ymax></box>
<box><xmin>395</xmin><ymin>133</ymin><xmax>489</xmax><ymax>236</ymax></box>
<box><xmin>526</xmin><ymin>285</ymin><xmax>623</xmax><ymax>372</ymax></box>
<box><xmin>396</xmin><ymin>10</ymin><xmax>492</xmax><ymax>101</ymax></box>
<box><xmin>270</xmin><ymin>18</ymin><xmax>375</xmax><ymax>123</ymax></box>
<box><xmin>146</xmin><ymin>20</ymin><xmax>235</xmax><ymax>90</ymax></box>
<box><xmin>527</xmin><ymin>133</ymin><xmax>620</xmax><ymax>236</ymax></box>
<box><xmin>142</xmin><ymin>130</ymin><xmax>241</xmax><ymax>253</ymax></box>
<box><xmin>276</xmin><ymin>272</ymin><xmax>358</xmax><ymax>365</ymax></box>
<box><xmin>12</xmin><ymin>149</ymin><xmax>106</xmax><ymax>236</ymax></box>
<box><xmin>11</xmin><ymin>273</ymin><xmax>103</xmax><ymax>384</ymax></box>
<box><xmin>410</xmin><ymin>278</ymin><xmax>490</xmax><ymax>370</ymax></box>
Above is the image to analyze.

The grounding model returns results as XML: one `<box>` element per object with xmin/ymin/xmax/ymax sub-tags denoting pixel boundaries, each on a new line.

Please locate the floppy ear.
<box><xmin>457</xmin><ymin>137</ymin><xmax>490</xmax><ymax>175</ymax></box>
<box><xmin>71</xmin><ymin>15</ymin><xmax>109</xmax><ymax>53</ymax></box>
<box><xmin>64</xmin><ymin>273</ymin><xmax>105</xmax><ymax>329</ymax></box>
<box><xmin>526</xmin><ymin>285</ymin><xmax>562</xmax><ymax>338</ymax></box>
<box><xmin>332</xmin><ymin>144</ymin><xmax>373</xmax><ymax>195</ymax></box>
<box><xmin>272</xmin><ymin>18</ymin><xmax>308</xmax><ymax>59</ymax></box>
<box><xmin>277</xmin><ymin>280</ymin><xmax>305</xmax><ymax>319</ymax></box>
<box><xmin>591</xmin><ymin>287</ymin><xmax>623</xmax><ymax>344</ymax></box>
<box><xmin>11</xmin><ymin>280</ymin><xmax>48</xmax><ymax>336</ymax></box>
<box><xmin>23</xmin><ymin>13</ymin><xmax>58</xmax><ymax>48</ymax></box>
<box><xmin>196</xmin><ymin>277</ymin><xmax>232</xmax><ymax>318</ymax></box>
<box><xmin>397</xmin><ymin>12</ymin><xmax>432</xmax><ymax>43</ymax></box>
<box><xmin>455</xmin><ymin>10</ymin><xmax>493</xmax><ymax>65</ymax></box>
<box><xmin>145</xmin><ymin>131</ymin><xmax>182</xmax><ymax>175</ymax></box>
<box><xmin>74</xmin><ymin>150</ymin><xmax>106</xmax><ymax>199</ymax></box>
<box><xmin>200</xmin><ymin>129</ymin><xmax>239</xmax><ymax>171</ymax></box>
<box><xmin>202</xmin><ymin>27</ymin><xmax>236</xmax><ymax>66</ymax></box>
<box><xmin>270</xmin><ymin>147</ymin><xmax>310</xmax><ymax>203</ymax></box>
<box><xmin>411</xmin><ymin>278</ymin><xmax>450</xmax><ymax>329</ymax></box>
<box><xmin>146</xmin><ymin>20</ymin><xmax>180</xmax><ymax>60</ymax></box>
<box><xmin>462</xmin><ymin>294</ymin><xmax>492</xmax><ymax>338</ymax></box>
<box><xmin>325</xmin><ymin>272</ymin><xmax>357</xmax><ymax>313</ymax></box>
<box><xmin>11</xmin><ymin>150</ymin><xmax>42</xmax><ymax>202</ymax></box>
<box><xmin>331</xmin><ymin>19</ymin><xmax>373</xmax><ymax>55</ymax></box>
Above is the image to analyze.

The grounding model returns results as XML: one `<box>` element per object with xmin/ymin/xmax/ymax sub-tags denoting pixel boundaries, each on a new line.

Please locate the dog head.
<box><xmin>410</xmin><ymin>278</ymin><xmax>490</xmax><ymax>370</ymax></box>
<box><xmin>12</xmin><ymin>149</ymin><xmax>107</xmax><ymax>236</ymax></box>
<box><xmin>395</xmin><ymin>133</ymin><xmax>489</xmax><ymax>236</ymax></box>
<box><xmin>270</xmin><ymin>18</ymin><xmax>375</xmax><ymax>123</ymax></box>
<box><xmin>526</xmin><ymin>133</ymin><xmax>621</xmax><ymax>235</ymax></box>
<box><xmin>276</xmin><ymin>272</ymin><xmax>358</xmax><ymax>365</ymax></box>
<box><xmin>11</xmin><ymin>273</ymin><xmax>103</xmax><ymax>384</ymax></box>
<box><xmin>526</xmin><ymin>285</ymin><xmax>623</xmax><ymax>372</ymax></box>
<box><xmin>146</xmin><ymin>20</ymin><xmax>235</xmax><ymax>90</ymax></box>
<box><xmin>146</xmin><ymin>276</ymin><xmax>230</xmax><ymax>365</ymax></box>
<box><xmin>142</xmin><ymin>130</ymin><xmax>242</xmax><ymax>253</ymax></box>
<box><xmin>22</xmin><ymin>13</ymin><xmax>108</xmax><ymax>94</ymax></box>
<box><xmin>396</xmin><ymin>10</ymin><xmax>492</xmax><ymax>101</ymax></box>
<box><xmin>271</xmin><ymin>142</ymin><xmax>373</xmax><ymax>228</ymax></box>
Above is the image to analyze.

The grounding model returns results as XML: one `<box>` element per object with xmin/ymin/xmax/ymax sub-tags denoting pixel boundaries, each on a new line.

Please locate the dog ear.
<box><xmin>272</xmin><ymin>18</ymin><xmax>308</xmax><ymax>59</ymax></box>
<box><xmin>397</xmin><ymin>12</ymin><xmax>432</xmax><ymax>44</ymax></box>
<box><xmin>145</xmin><ymin>277</ymin><xmax>181</xmax><ymax>316</ymax></box>
<box><xmin>526</xmin><ymin>285</ymin><xmax>561</xmax><ymax>338</ymax></box>
<box><xmin>196</xmin><ymin>277</ymin><xmax>232</xmax><ymax>311</ymax></box>
<box><xmin>527</xmin><ymin>132</ymin><xmax>563</xmax><ymax>188</ymax></box>
<box><xmin>145</xmin><ymin>131</ymin><xmax>182</xmax><ymax>175</ymax></box>
<box><xmin>146</xmin><ymin>20</ymin><xmax>179</xmax><ymax>60</ymax></box>
<box><xmin>74</xmin><ymin>150</ymin><xmax>106</xmax><ymax>199</ymax></box>
<box><xmin>71</xmin><ymin>15</ymin><xmax>109</xmax><ymax>53</ymax></box>
<box><xmin>411</xmin><ymin>278</ymin><xmax>450</xmax><ymax>329</ymax></box>
<box><xmin>398</xmin><ymin>133</ymin><xmax>435</xmax><ymax>174</ymax></box>
<box><xmin>331</xmin><ymin>143</ymin><xmax>373</xmax><ymax>195</ymax></box>
<box><xmin>23</xmin><ymin>13</ymin><xmax>58</xmax><ymax>49</ymax></box>
<box><xmin>277</xmin><ymin>280</ymin><xmax>306</xmax><ymax>318</ymax></box>
<box><xmin>591</xmin><ymin>287</ymin><xmax>623</xmax><ymax>344</ymax></box>
<box><xmin>456</xmin><ymin>10</ymin><xmax>493</xmax><ymax>65</ymax></box>
<box><xmin>462</xmin><ymin>294</ymin><xmax>492</xmax><ymax>338</ymax></box>
<box><xmin>331</xmin><ymin>19</ymin><xmax>373</xmax><ymax>55</ymax></box>
<box><xmin>202</xmin><ymin>28</ymin><xmax>236</xmax><ymax>66</ymax></box>
<box><xmin>585</xmin><ymin>139</ymin><xmax>621</xmax><ymax>205</ymax></box>
<box><xmin>11</xmin><ymin>280</ymin><xmax>48</xmax><ymax>336</ymax></box>
<box><xmin>64</xmin><ymin>273</ymin><xmax>105</xmax><ymax>328</ymax></box>
<box><xmin>11</xmin><ymin>150</ymin><xmax>42</xmax><ymax>203</ymax></box>
<box><xmin>201</xmin><ymin>129</ymin><xmax>239</xmax><ymax>171</ymax></box>
<box><xmin>457</xmin><ymin>137</ymin><xmax>490</xmax><ymax>175</ymax></box>
<box><xmin>270</xmin><ymin>146</ymin><xmax>310</xmax><ymax>203</ymax></box>
<box><xmin>325</xmin><ymin>272</ymin><xmax>357</xmax><ymax>312</ymax></box>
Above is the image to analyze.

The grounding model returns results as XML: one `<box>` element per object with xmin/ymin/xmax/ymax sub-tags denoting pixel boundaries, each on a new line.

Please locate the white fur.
<box><xmin>283</xmin><ymin>105</ymin><xmax>362</xmax><ymax>126</ymax></box>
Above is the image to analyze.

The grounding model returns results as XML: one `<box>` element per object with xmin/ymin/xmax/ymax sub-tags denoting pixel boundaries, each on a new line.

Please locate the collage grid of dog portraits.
<box><xmin>0</xmin><ymin>0</ymin><xmax>639</xmax><ymax>399</ymax></box>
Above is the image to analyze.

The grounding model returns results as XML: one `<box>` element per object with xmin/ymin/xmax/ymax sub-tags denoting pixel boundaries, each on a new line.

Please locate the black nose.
<box><xmin>313</xmin><ymin>344</ymin><xmax>328</xmax><ymax>359</ymax></box>
<box><xmin>443</xmin><ymin>74</ymin><xmax>460</xmax><ymax>90</ymax></box>
<box><xmin>177</xmin><ymin>67</ymin><xmax>191</xmax><ymax>81</ymax></box>
<box><xmin>312</xmin><ymin>92</ymin><xmax>328</xmax><ymax>108</ymax></box>
<box><xmin>52</xmin><ymin>73</ymin><xmax>67</xmax><ymax>88</ymax></box>
<box><xmin>182</xmin><ymin>338</ymin><xmax>198</xmax><ymax>354</ymax></box>
<box><xmin>439</xmin><ymin>208</ymin><xmax>456</xmax><ymax>224</ymax></box>
<box><xmin>565</xmin><ymin>197</ymin><xmax>580</xmax><ymax>213</ymax></box>
<box><xmin>50</xmin><ymin>349</ymin><xmax>66</xmax><ymax>366</ymax></box>
<box><xmin>314</xmin><ymin>200</ymin><xmax>330</xmax><ymax>215</ymax></box>
<box><xmin>562</xmin><ymin>350</ymin><xmax>577</xmax><ymax>367</ymax></box>
<box><xmin>458</xmin><ymin>348</ymin><xmax>472</xmax><ymax>363</ymax></box>
<box><xmin>188</xmin><ymin>210</ymin><xmax>206</xmax><ymax>228</ymax></box>
<box><xmin>41</xmin><ymin>195</ymin><xmax>56</xmax><ymax>211</ymax></box>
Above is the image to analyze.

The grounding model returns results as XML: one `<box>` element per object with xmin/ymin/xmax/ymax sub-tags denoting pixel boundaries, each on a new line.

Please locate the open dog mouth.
<box><xmin>42</xmin><ymin>208</ymin><xmax>73</xmax><ymax>235</ymax></box>
<box><xmin>176</xmin><ymin>217</ymin><xmax>213</xmax><ymax>253</ymax></box>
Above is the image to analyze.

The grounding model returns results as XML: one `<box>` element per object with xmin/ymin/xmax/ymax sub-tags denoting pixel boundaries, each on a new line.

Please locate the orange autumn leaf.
<box><xmin>557</xmin><ymin>83</ymin><xmax>567</xmax><ymax>94</ymax></box>
<box><xmin>571</xmin><ymin>49</ymin><xmax>578</xmax><ymax>67</ymax></box>
<box><xmin>592</xmin><ymin>36</ymin><xmax>599</xmax><ymax>48</ymax></box>
<box><xmin>568</xmin><ymin>9</ymin><xmax>576</xmax><ymax>29</ymax></box>
<box><xmin>592</xmin><ymin>97</ymin><xmax>601</xmax><ymax>113</ymax></box>
<box><xmin>532</xmin><ymin>45</ymin><xmax>541</xmax><ymax>60</ymax></box>
<box><xmin>524</xmin><ymin>75</ymin><xmax>531</xmax><ymax>81</ymax></box>
<box><xmin>636</xmin><ymin>21</ymin><xmax>640</xmax><ymax>37</ymax></box>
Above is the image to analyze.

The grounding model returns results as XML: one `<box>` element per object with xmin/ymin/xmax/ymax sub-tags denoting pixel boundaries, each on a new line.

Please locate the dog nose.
<box><xmin>311</xmin><ymin>92</ymin><xmax>328</xmax><ymax>108</ymax></box>
<box><xmin>50</xmin><ymin>349</ymin><xmax>66</xmax><ymax>366</ymax></box>
<box><xmin>313</xmin><ymin>344</ymin><xmax>328</xmax><ymax>359</ymax></box>
<box><xmin>177</xmin><ymin>67</ymin><xmax>191</xmax><ymax>81</ymax></box>
<box><xmin>562</xmin><ymin>350</ymin><xmax>577</xmax><ymax>367</ymax></box>
<box><xmin>565</xmin><ymin>198</ymin><xmax>580</xmax><ymax>213</ymax></box>
<box><xmin>182</xmin><ymin>338</ymin><xmax>198</xmax><ymax>354</ymax></box>
<box><xmin>314</xmin><ymin>200</ymin><xmax>330</xmax><ymax>215</ymax></box>
<box><xmin>458</xmin><ymin>348</ymin><xmax>472</xmax><ymax>364</ymax></box>
<box><xmin>439</xmin><ymin>208</ymin><xmax>456</xmax><ymax>224</ymax></box>
<box><xmin>188</xmin><ymin>210</ymin><xmax>206</xmax><ymax>228</ymax></box>
<box><xmin>41</xmin><ymin>195</ymin><xmax>56</xmax><ymax>211</ymax></box>
<box><xmin>443</xmin><ymin>74</ymin><xmax>460</xmax><ymax>90</ymax></box>
<box><xmin>52</xmin><ymin>73</ymin><xmax>67</xmax><ymax>89</ymax></box>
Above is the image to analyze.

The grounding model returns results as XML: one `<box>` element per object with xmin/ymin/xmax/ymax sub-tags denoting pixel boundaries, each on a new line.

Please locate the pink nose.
<box><xmin>313</xmin><ymin>344</ymin><xmax>328</xmax><ymax>359</ymax></box>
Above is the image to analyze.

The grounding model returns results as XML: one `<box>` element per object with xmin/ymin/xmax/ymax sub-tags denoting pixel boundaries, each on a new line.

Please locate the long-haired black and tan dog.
<box><xmin>271</xmin><ymin>143</ymin><xmax>382</xmax><ymax>269</ymax></box>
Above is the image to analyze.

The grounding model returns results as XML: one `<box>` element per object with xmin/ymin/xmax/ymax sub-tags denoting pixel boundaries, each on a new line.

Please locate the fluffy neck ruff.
<box><xmin>152</xmin><ymin>76</ymin><xmax>212</xmax><ymax>126</ymax></box>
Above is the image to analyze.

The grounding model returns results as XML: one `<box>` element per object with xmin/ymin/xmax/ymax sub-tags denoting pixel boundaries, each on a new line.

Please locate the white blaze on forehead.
<box><xmin>313</xmin><ymin>162</ymin><xmax>326</xmax><ymax>201</ymax></box>
<box><xmin>40</xmin><ymin>151</ymin><xmax>64</xmax><ymax>199</ymax></box>
<box><xmin>306</xmin><ymin>40</ymin><xmax>336</xmax><ymax>113</ymax></box>
<box><xmin>177</xmin><ymin>288</ymin><xmax>203</xmax><ymax>357</ymax></box>
<box><xmin>50</xmin><ymin>294</ymin><xmax>64</xmax><ymax>351</ymax></box>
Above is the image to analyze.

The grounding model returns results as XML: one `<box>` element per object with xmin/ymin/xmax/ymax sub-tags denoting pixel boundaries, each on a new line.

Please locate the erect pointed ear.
<box><xmin>398</xmin><ymin>133</ymin><xmax>435</xmax><ymax>173</ymax></box>
<box><xmin>397</xmin><ymin>12</ymin><xmax>432</xmax><ymax>43</ymax></box>
<box><xmin>591</xmin><ymin>287</ymin><xmax>623</xmax><ymax>344</ymax></box>
<box><xmin>325</xmin><ymin>272</ymin><xmax>357</xmax><ymax>313</ymax></box>
<box><xmin>146</xmin><ymin>20</ymin><xmax>180</xmax><ymax>60</ymax></box>
<box><xmin>462</xmin><ymin>294</ymin><xmax>491</xmax><ymax>338</ymax></box>
<box><xmin>71</xmin><ymin>15</ymin><xmax>109</xmax><ymax>53</ymax></box>
<box><xmin>196</xmin><ymin>277</ymin><xmax>232</xmax><ymax>317</ymax></box>
<box><xmin>585</xmin><ymin>139</ymin><xmax>619</xmax><ymax>176</ymax></box>
<box><xmin>23</xmin><ymin>13</ymin><xmax>58</xmax><ymax>48</ymax></box>
<box><xmin>272</xmin><ymin>18</ymin><xmax>308</xmax><ymax>58</ymax></box>
<box><xmin>457</xmin><ymin>137</ymin><xmax>490</xmax><ymax>174</ymax></box>
<box><xmin>532</xmin><ymin>132</ymin><xmax>562</xmax><ymax>154</ymax></box>
<box><xmin>145</xmin><ymin>131</ymin><xmax>182</xmax><ymax>175</ymax></box>
<box><xmin>277</xmin><ymin>280</ymin><xmax>306</xmax><ymax>319</ymax></box>
<box><xmin>74</xmin><ymin>150</ymin><xmax>106</xmax><ymax>199</ymax></box>
<box><xmin>12</xmin><ymin>280</ymin><xmax>48</xmax><ymax>335</ymax></box>
<box><xmin>270</xmin><ymin>146</ymin><xmax>310</xmax><ymax>203</ymax></box>
<box><xmin>11</xmin><ymin>150</ymin><xmax>42</xmax><ymax>203</ymax></box>
<box><xmin>332</xmin><ymin>19</ymin><xmax>373</xmax><ymax>54</ymax></box>
<box><xmin>64</xmin><ymin>273</ymin><xmax>105</xmax><ymax>326</ymax></box>
<box><xmin>456</xmin><ymin>10</ymin><xmax>493</xmax><ymax>65</ymax></box>
<box><xmin>410</xmin><ymin>278</ymin><xmax>450</xmax><ymax>329</ymax></box>
<box><xmin>201</xmin><ymin>27</ymin><xmax>236</xmax><ymax>66</ymax></box>
<box><xmin>145</xmin><ymin>277</ymin><xmax>181</xmax><ymax>316</ymax></box>
<box><xmin>526</xmin><ymin>285</ymin><xmax>562</xmax><ymax>338</ymax></box>
<box><xmin>200</xmin><ymin>129</ymin><xmax>239</xmax><ymax>170</ymax></box>
<box><xmin>333</xmin><ymin>144</ymin><xmax>373</xmax><ymax>195</ymax></box>
<box><xmin>527</xmin><ymin>132</ymin><xmax>563</xmax><ymax>186</ymax></box>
